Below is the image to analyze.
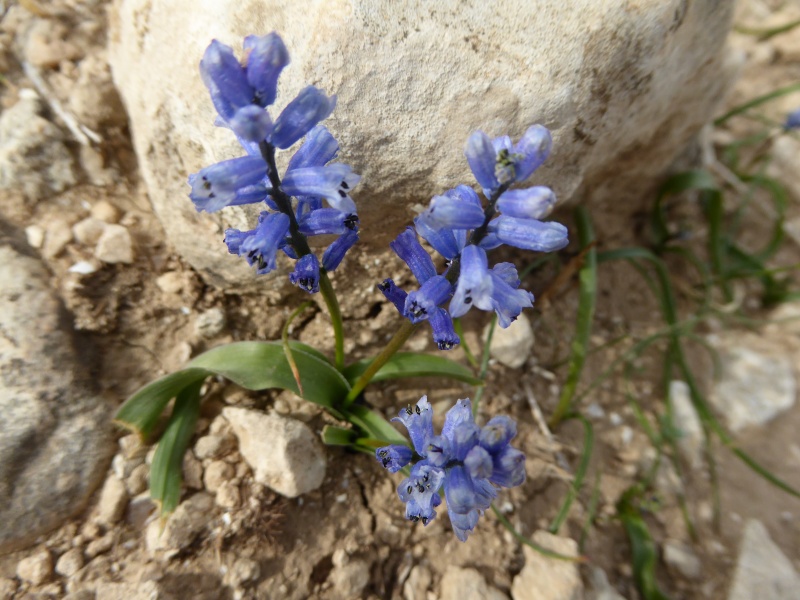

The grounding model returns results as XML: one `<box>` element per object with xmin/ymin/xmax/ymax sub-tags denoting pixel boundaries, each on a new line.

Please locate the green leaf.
<box><xmin>321</xmin><ymin>425</ymin><xmax>358</xmax><ymax>446</ymax></box>
<box><xmin>714</xmin><ymin>82</ymin><xmax>800</xmax><ymax>125</ymax></box>
<box><xmin>618</xmin><ymin>491</ymin><xmax>672</xmax><ymax>600</ymax></box>
<box><xmin>347</xmin><ymin>404</ymin><xmax>408</xmax><ymax>445</ymax></box>
<box><xmin>550</xmin><ymin>206</ymin><xmax>597</xmax><ymax>428</ymax></box>
<box><xmin>188</xmin><ymin>341</ymin><xmax>350</xmax><ymax>411</ymax></box>
<box><xmin>652</xmin><ymin>170</ymin><xmax>720</xmax><ymax>249</ymax></box>
<box><xmin>549</xmin><ymin>414</ymin><xmax>594</xmax><ymax>533</ymax></box>
<box><xmin>150</xmin><ymin>380</ymin><xmax>202</xmax><ymax>517</ymax></box>
<box><xmin>114</xmin><ymin>368</ymin><xmax>209</xmax><ymax>440</ymax></box>
<box><xmin>115</xmin><ymin>341</ymin><xmax>351</xmax><ymax>439</ymax></box>
<box><xmin>343</xmin><ymin>352</ymin><xmax>483</xmax><ymax>387</ymax></box>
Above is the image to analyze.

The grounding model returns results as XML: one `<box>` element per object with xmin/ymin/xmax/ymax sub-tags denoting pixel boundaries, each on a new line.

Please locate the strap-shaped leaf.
<box><xmin>188</xmin><ymin>341</ymin><xmax>350</xmax><ymax>408</ymax></box>
<box><xmin>150</xmin><ymin>380</ymin><xmax>202</xmax><ymax>517</ymax></box>
<box><xmin>114</xmin><ymin>368</ymin><xmax>209</xmax><ymax>440</ymax></box>
<box><xmin>343</xmin><ymin>352</ymin><xmax>483</xmax><ymax>387</ymax></box>
<box><xmin>347</xmin><ymin>404</ymin><xmax>408</xmax><ymax>445</ymax></box>
<box><xmin>115</xmin><ymin>341</ymin><xmax>350</xmax><ymax>439</ymax></box>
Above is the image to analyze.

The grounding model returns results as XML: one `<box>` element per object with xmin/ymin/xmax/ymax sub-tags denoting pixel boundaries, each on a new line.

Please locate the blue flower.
<box><xmin>378</xmin><ymin>229</ymin><xmax>460</xmax><ymax>350</ymax></box>
<box><xmin>191</xmin><ymin>34</ymin><xmax>359</xmax><ymax>287</ymax></box>
<box><xmin>465</xmin><ymin>125</ymin><xmax>552</xmax><ymax>194</ymax></box>
<box><xmin>376</xmin><ymin>397</ymin><xmax>526</xmax><ymax>541</ymax></box>
<box><xmin>784</xmin><ymin>107</ymin><xmax>800</xmax><ymax>131</ymax></box>
<box><xmin>384</xmin><ymin>125</ymin><xmax>567</xmax><ymax>329</ymax></box>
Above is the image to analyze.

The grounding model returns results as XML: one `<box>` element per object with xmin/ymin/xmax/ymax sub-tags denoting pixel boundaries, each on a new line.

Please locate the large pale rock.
<box><xmin>108</xmin><ymin>0</ymin><xmax>735</xmax><ymax>288</ymax></box>
<box><xmin>668</xmin><ymin>380</ymin><xmax>703</xmax><ymax>469</ymax></box>
<box><xmin>0</xmin><ymin>226</ymin><xmax>114</xmax><ymax>552</ymax></box>
<box><xmin>222</xmin><ymin>407</ymin><xmax>326</xmax><ymax>497</ymax></box>
<box><xmin>728</xmin><ymin>520</ymin><xmax>800</xmax><ymax>600</ymax></box>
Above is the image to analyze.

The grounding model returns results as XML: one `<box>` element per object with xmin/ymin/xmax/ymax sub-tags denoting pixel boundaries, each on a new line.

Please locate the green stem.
<box><xmin>343</xmin><ymin>320</ymin><xmax>419</xmax><ymax>406</ymax></box>
<box><xmin>318</xmin><ymin>271</ymin><xmax>345</xmax><ymax>370</ymax></box>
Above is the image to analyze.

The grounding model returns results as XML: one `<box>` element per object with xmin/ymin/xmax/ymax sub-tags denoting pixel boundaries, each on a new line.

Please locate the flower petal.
<box><xmin>377</xmin><ymin>278</ymin><xmax>407</xmax><ymax>314</ymax></box>
<box><xmin>289</xmin><ymin>253</ymin><xmax>320</xmax><ymax>293</ymax></box>
<box><xmin>322</xmin><ymin>230</ymin><xmax>359</xmax><ymax>272</ymax></box>
<box><xmin>404</xmin><ymin>275</ymin><xmax>452</xmax><ymax>324</ymax></box>
<box><xmin>286</xmin><ymin>125</ymin><xmax>339</xmax><ymax>171</ymax></box>
<box><xmin>425</xmin><ymin>194</ymin><xmax>485</xmax><ymax>229</ymax></box>
<box><xmin>200</xmin><ymin>40</ymin><xmax>253</xmax><ymax>122</ymax></box>
<box><xmin>239</xmin><ymin>211</ymin><xmax>291</xmax><ymax>274</ymax></box>
<box><xmin>243</xmin><ymin>32</ymin><xmax>289</xmax><ymax>108</ymax></box>
<box><xmin>189</xmin><ymin>156</ymin><xmax>267</xmax><ymax>213</ymax></box>
<box><xmin>298</xmin><ymin>207</ymin><xmax>357</xmax><ymax>236</ymax></box>
<box><xmin>376</xmin><ymin>445</ymin><xmax>413</xmax><ymax>473</ymax></box>
<box><xmin>390</xmin><ymin>227</ymin><xmax>436</xmax><ymax>284</ymax></box>
<box><xmin>271</xmin><ymin>86</ymin><xmax>336</xmax><ymax>149</ymax></box>
<box><xmin>449</xmin><ymin>244</ymin><xmax>493</xmax><ymax>318</ymax></box>
<box><xmin>496</xmin><ymin>186</ymin><xmax>556</xmax><ymax>220</ymax></box>
<box><xmin>229</xmin><ymin>105</ymin><xmax>273</xmax><ymax>143</ymax></box>
<box><xmin>429</xmin><ymin>307</ymin><xmax>460</xmax><ymax>350</ymax></box>
<box><xmin>414</xmin><ymin>213</ymin><xmax>460</xmax><ymax>260</ymax></box>
<box><xmin>494</xmin><ymin>216</ymin><xmax>569</xmax><ymax>252</ymax></box>
<box><xmin>392</xmin><ymin>396</ymin><xmax>435</xmax><ymax>456</ymax></box>
<box><xmin>512</xmin><ymin>124</ymin><xmax>552</xmax><ymax>182</ymax></box>
<box><xmin>442</xmin><ymin>398</ymin><xmax>473</xmax><ymax>439</ymax></box>
<box><xmin>282</xmin><ymin>163</ymin><xmax>359</xmax><ymax>212</ymax></box>
<box><xmin>465</xmin><ymin>130</ymin><xmax>499</xmax><ymax>191</ymax></box>
<box><xmin>489</xmin><ymin>446</ymin><xmax>526</xmax><ymax>488</ymax></box>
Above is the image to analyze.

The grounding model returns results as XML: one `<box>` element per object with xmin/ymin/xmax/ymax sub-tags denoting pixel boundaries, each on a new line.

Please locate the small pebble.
<box><xmin>17</xmin><ymin>550</ymin><xmax>53</xmax><ymax>586</ymax></box>
<box><xmin>55</xmin><ymin>548</ymin><xmax>84</xmax><ymax>578</ymax></box>
<box><xmin>25</xmin><ymin>224</ymin><xmax>45</xmax><ymax>248</ymax></box>
<box><xmin>90</xmin><ymin>200</ymin><xmax>121</xmax><ymax>223</ymax></box>
<box><xmin>94</xmin><ymin>224</ymin><xmax>134</xmax><ymax>264</ymax></box>
<box><xmin>72</xmin><ymin>217</ymin><xmax>106</xmax><ymax>245</ymax></box>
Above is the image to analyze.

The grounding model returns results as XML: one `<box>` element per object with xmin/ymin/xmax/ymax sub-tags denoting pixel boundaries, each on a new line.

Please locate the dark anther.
<box><xmin>208</xmin><ymin>192</ymin><xmax>216</xmax><ymax>198</ymax></box>
<box><xmin>422</xmin><ymin>472</ymin><xmax>429</xmax><ymax>482</ymax></box>
<box><xmin>415</xmin><ymin>405</ymin><xmax>421</xmax><ymax>415</ymax></box>
<box><xmin>416</xmin><ymin>482</ymin><xmax>425</xmax><ymax>493</ymax></box>
<box><xmin>382</xmin><ymin>458</ymin><xmax>390</xmax><ymax>467</ymax></box>
<box><xmin>338</xmin><ymin>189</ymin><xmax>347</xmax><ymax>198</ymax></box>
<box><xmin>379</xmin><ymin>450</ymin><xmax>388</xmax><ymax>458</ymax></box>
<box><xmin>341</xmin><ymin>180</ymin><xmax>349</xmax><ymax>190</ymax></box>
<box><xmin>344</xmin><ymin>214</ymin><xmax>359</xmax><ymax>230</ymax></box>
<box><xmin>410</xmin><ymin>515</ymin><xmax>420</xmax><ymax>522</ymax></box>
<box><xmin>421</xmin><ymin>517</ymin><xmax>429</xmax><ymax>525</ymax></box>
<box><xmin>407</xmin><ymin>485</ymin><xmax>413</xmax><ymax>494</ymax></box>
<box><xmin>377</xmin><ymin>281</ymin><xmax>389</xmax><ymax>291</ymax></box>
<box><xmin>464</xmin><ymin>297</ymin><xmax>472</xmax><ymax>304</ymax></box>
<box><xmin>405</xmin><ymin>406</ymin><xmax>413</xmax><ymax>415</ymax></box>
<box><xmin>202</xmin><ymin>180</ymin><xmax>212</xmax><ymax>190</ymax></box>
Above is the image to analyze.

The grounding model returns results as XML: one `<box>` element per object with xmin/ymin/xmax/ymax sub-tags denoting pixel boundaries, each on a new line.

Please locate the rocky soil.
<box><xmin>0</xmin><ymin>1</ymin><xmax>799</xmax><ymax>599</ymax></box>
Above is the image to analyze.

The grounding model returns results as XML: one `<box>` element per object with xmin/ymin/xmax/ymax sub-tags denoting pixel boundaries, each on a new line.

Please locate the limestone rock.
<box><xmin>511</xmin><ymin>532</ymin><xmax>582</xmax><ymax>600</ymax></box>
<box><xmin>0</xmin><ymin>92</ymin><xmax>77</xmax><ymax>200</ymax></box>
<box><xmin>94</xmin><ymin>581</ymin><xmax>174</xmax><ymax>600</ymax></box>
<box><xmin>486</xmin><ymin>312</ymin><xmax>534</xmax><ymax>369</ymax></box>
<box><xmin>728</xmin><ymin>520</ymin><xmax>800</xmax><ymax>600</ymax></box>
<box><xmin>16</xmin><ymin>550</ymin><xmax>53</xmax><ymax>586</ymax></box>
<box><xmin>403</xmin><ymin>565</ymin><xmax>432</xmax><ymax>600</ymax></box>
<box><xmin>94</xmin><ymin>224</ymin><xmax>134</xmax><ymax>264</ymax></box>
<box><xmin>146</xmin><ymin>492</ymin><xmax>215</xmax><ymax>558</ymax></box>
<box><xmin>203</xmin><ymin>460</ymin><xmax>234</xmax><ymax>493</ymax></box>
<box><xmin>55</xmin><ymin>548</ymin><xmax>85</xmax><ymax>578</ymax></box>
<box><xmin>0</xmin><ymin>232</ymin><xmax>113</xmax><ymax>552</ymax></box>
<box><xmin>96</xmin><ymin>475</ymin><xmax>129</xmax><ymax>525</ymax></box>
<box><xmin>441</xmin><ymin>566</ymin><xmax>508</xmax><ymax>600</ymax></box>
<box><xmin>708</xmin><ymin>334</ymin><xmax>796</xmax><ymax>431</ymax></box>
<box><xmin>223</xmin><ymin>408</ymin><xmax>326</xmax><ymax>497</ymax></box>
<box><xmin>194</xmin><ymin>308</ymin><xmax>227</xmax><ymax>338</ymax></box>
<box><xmin>108</xmin><ymin>0</ymin><xmax>734</xmax><ymax>289</ymax></box>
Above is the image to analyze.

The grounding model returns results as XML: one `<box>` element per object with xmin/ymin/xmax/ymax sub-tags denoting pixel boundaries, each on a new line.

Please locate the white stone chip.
<box><xmin>486</xmin><ymin>312</ymin><xmax>534</xmax><ymax>369</ymax></box>
<box><xmin>94</xmin><ymin>224</ymin><xmax>134</xmax><ymax>264</ymax></box>
<box><xmin>223</xmin><ymin>408</ymin><xmax>326</xmax><ymax>497</ymax></box>
<box><xmin>728</xmin><ymin>520</ymin><xmax>800</xmax><ymax>600</ymax></box>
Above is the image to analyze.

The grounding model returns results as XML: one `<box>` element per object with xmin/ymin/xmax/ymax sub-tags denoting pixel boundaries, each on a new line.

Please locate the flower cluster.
<box><xmin>379</xmin><ymin>126</ymin><xmax>568</xmax><ymax>347</ymax></box>
<box><xmin>188</xmin><ymin>33</ymin><xmax>359</xmax><ymax>292</ymax></box>
<box><xmin>376</xmin><ymin>396</ymin><xmax>525</xmax><ymax>541</ymax></box>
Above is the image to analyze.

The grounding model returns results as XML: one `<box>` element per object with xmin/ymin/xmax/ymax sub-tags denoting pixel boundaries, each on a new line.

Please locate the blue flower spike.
<box><xmin>377</xmin><ymin>396</ymin><xmax>526</xmax><ymax>541</ymax></box>
<box><xmin>382</xmin><ymin>124</ymin><xmax>567</xmax><ymax>343</ymax></box>
<box><xmin>189</xmin><ymin>33</ymin><xmax>360</xmax><ymax>288</ymax></box>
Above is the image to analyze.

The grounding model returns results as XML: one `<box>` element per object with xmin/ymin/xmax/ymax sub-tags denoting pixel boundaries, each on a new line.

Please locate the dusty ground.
<box><xmin>1</xmin><ymin>1</ymin><xmax>799</xmax><ymax>599</ymax></box>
